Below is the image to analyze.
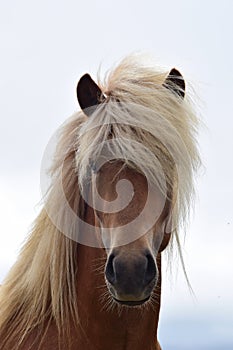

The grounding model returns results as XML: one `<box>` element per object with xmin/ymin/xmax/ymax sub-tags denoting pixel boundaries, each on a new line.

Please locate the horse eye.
<box><xmin>90</xmin><ymin>160</ymin><xmax>98</xmax><ymax>173</ymax></box>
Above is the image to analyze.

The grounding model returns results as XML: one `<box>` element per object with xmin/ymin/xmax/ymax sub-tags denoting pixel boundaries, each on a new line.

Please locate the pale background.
<box><xmin>0</xmin><ymin>1</ymin><xmax>232</xmax><ymax>349</ymax></box>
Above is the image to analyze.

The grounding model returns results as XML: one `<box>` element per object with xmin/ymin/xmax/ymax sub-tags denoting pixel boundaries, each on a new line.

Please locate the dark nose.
<box><xmin>105</xmin><ymin>251</ymin><xmax>156</xmax><ymax>296</ymax></box>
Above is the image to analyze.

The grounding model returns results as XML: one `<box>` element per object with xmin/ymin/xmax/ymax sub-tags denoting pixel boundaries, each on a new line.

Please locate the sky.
<box><xmin>0</xmin><ymin>1</ymin><xmax>233</xmax><ymax>349</ymax></box>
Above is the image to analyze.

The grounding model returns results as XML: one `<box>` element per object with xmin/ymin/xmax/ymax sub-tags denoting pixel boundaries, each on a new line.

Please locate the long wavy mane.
<box><xmin>0</xmin><ymin>55</ymin><xmax>201</xmax><ymax>349</ymax></box>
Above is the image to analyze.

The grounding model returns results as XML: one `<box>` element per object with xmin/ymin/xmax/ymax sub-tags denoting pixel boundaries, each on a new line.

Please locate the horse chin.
<box><xmin>106</xmin><ymin>280</ymin><xmax>154</xmax><ymax>307</ymax></box>
<box><xmin>112</xmin><ymin>295</ymin><xmax>150</xmax><ymax>307</ymax></box>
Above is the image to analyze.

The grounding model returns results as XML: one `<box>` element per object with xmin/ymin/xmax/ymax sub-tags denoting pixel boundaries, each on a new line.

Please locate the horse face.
<box><xmin>93</xmin><ymin>161</ymin><xmax>171</xmax><ymax>306</ymax></box>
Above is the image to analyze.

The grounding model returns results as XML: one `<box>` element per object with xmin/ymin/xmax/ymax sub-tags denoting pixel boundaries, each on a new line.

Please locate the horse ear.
<box><xmin>77</xmin><ymin>74</ymin><xmax>105</xmax><ymax>117</ymax></box>
<box><xmin>163</xmin><ymin>68</ymin><xmax>185</xmax><ymax>98</ymax></box>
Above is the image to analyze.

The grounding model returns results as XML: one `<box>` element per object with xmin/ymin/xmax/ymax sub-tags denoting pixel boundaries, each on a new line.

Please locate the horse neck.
<box><xmin>76</xmin><ymin>243</ymin><xmax>162</xmax><ymax>350</ymax></box>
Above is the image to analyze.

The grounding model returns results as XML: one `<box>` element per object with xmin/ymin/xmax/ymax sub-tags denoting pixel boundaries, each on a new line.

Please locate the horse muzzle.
<box><xmin>105</xmin><ymin>249</ymin><xmax>158</xmax><ymax>306</ymax></box>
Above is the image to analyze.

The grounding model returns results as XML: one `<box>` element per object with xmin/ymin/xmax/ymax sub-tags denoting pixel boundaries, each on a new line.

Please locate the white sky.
<box><xmin>0</xmin><ymin>1</ymin><xmax>233</xmax><ymax>349</ymax></box>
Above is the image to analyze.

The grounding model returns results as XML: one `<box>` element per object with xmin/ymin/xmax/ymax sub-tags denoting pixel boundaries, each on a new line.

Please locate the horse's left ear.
<box><xmin>163</xmin><ymin>68</ymin><xmax>185</xmax><ymax>98</ymax></box>
<box><xmin>77</xmin><ymin>74</ymin><xmax>105</xmax><ymax>117</ymax></box>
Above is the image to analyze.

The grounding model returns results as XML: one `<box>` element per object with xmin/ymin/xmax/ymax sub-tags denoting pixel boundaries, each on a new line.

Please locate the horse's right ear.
<box><xmin>77</xmin><ymin>74</ymin><xmax>105</xmax><ymax>117</ymax></box>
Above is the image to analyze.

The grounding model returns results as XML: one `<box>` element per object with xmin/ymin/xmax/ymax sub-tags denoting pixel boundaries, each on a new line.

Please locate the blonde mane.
<box><xmin>0</xmin><ymin>55</ymin><xmax>201</xmax><ymax>349</ymax></box>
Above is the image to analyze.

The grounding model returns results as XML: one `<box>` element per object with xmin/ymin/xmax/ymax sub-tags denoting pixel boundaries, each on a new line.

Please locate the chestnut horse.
<box><xmin>0</xmin><ymin>55</ymin><xmax>200</xmax><ymax>349</ymax></box>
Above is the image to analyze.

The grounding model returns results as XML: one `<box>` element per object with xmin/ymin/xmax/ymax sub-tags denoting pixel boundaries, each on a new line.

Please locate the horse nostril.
<box><xmin>145</xmin><ymin>253</ymin><xmax>156</xmax><ymax>285</ymax></box>
<box><xmin>105</xmin><ymin>252</ymin><xmax>156</xmax><ymax>291</ymax></box>
<box><xmin>105</xmin><ymin>253</ymin><xmax>115</xmax><ymax>285</ymax></box>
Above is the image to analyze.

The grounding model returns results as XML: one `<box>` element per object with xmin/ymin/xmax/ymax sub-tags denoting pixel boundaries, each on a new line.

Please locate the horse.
<box><xmin>0</xmin><ymin>55</ymin><xmax>201</xmax><ymax>350</ymax></box>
